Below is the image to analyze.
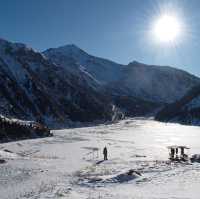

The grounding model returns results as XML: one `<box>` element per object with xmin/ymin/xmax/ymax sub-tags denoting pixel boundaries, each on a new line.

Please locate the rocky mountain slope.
<box><xmin>44</xmin><ymin>45</ymin><xmax>200</xmax><ymax>103</ymax></box>
<box><xmin>0</xmin><ymin>38</ymin><xmax>199</xmax><ymax>128</ymax></box>
<box><xmin>155</xmin><ymin>84</ymin><xmax>200</xmax><ymax>125</ymax></box>
<box><xmin>44</xmin><ymin>44</ymin><xmax>123</xmax><ymax>84</ymax></box>
<box><xmin>0</xmin><ymin>39</ymin><xmax>122</xmax><ymax>127</ymax></box>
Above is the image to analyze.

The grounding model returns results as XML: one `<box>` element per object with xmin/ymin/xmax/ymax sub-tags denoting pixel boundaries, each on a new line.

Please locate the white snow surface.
<box><xmin>0</xmin><ymin>118</ymin><xmax>200</xmax><ymax>198</ymax></box>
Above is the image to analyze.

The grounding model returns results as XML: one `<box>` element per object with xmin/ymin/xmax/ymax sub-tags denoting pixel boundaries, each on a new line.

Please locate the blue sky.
<box><xmin>1</xmin><ymin>0</ymin><xmax>200</xmax><ymax>76</ymax></box>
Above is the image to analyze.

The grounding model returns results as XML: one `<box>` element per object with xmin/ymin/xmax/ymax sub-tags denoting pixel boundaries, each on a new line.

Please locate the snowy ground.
<box><xmin>0</xmin><ymin>118</ymin><xmax>200</xmax><ymax>199</ymax></box>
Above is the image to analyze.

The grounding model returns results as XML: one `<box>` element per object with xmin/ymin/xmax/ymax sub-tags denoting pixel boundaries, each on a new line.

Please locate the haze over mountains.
<box><xmin>0</xmin><ymin>38</ymin><xmax>200</xmax><ymax>127</ymax></box>
<box><xmin>44</xmin><ymin>45</ymin><xmax>200</xmax><ymax>103</ymax></box>
<box><xmin>156</xmin><ymin>84</ymin><xmax>200</xmax><ymax>125</ymax></box>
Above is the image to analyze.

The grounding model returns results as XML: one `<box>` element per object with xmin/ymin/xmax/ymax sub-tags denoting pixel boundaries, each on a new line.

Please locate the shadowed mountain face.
<box><xmin>155</xmin><ymin>84</ymin><xmax>200</xmax><ymax>126</ymax></box>
<box><xmin>0</xmin><ymin>39</ymin><xmax>122</xmax><ymax>127</ymax></box>
<box><xmin>0</xmin><ymin>38</ymin><xmax>199</xmax><ymax>128</ymax></box>
<box><xmin>44</xmin><ymin>45</ymin><xmax>200</xmax><ymax>103</ymax></box>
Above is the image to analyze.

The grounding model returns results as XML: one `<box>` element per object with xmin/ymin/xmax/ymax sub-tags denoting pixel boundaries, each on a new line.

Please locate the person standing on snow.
<box><xmin>103</xmin><ymin>146</ymin><xmax>108</xmax><ymax>160</ymax></box>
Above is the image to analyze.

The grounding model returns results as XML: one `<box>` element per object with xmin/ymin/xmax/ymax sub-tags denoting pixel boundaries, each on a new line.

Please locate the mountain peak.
<box><xmin>64</xmin><ymin>43</ymin><xmax>80</xmax><ymax>49</ymax></box>
<box><xmin>128</xmin><ymin>61</ymin><xmax>147</xmax><ymax>66</ymax></box>
<box><xmin>44</xmin><ymin>43</ymin><xmax>88</xmax><ymax>56</ymax></box>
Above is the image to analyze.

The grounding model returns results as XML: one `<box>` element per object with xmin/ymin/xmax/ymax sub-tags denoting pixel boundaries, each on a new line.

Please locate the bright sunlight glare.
<box><xmin>153</xmin><ymin>15</ymin><xmax>181</xmax><ymax>43</ymax></box>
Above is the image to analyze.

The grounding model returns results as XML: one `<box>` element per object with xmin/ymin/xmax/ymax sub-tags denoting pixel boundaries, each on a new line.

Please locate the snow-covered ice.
<box><xmin>0</xmin><ymin>118</ymin><xmax>200</xmax><ymax>198</ymax></box>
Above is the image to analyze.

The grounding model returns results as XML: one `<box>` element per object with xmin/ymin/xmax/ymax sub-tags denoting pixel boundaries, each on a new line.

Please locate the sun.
<box><xmin>153</xmin><ymin>15</ymin><xmax>181</xmax><ymax>43</ymax></box>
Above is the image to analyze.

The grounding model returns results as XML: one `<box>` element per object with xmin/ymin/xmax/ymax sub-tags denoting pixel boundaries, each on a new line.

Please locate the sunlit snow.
<box><xmin>0</xmin><ymin>118</ymin><xmax>200</xmax><ymax>198</ymax></box>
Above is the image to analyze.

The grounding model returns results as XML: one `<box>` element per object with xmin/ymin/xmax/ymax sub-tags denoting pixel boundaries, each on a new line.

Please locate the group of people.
<box><xmin>170</xmin><ymin>146</ymin><xmax>188</xmax><ymax>161</ymax></box>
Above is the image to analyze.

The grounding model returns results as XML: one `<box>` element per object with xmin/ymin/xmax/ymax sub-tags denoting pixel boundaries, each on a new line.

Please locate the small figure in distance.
<box><xmin>103</xmin><ymin>146</ymin><xmax>108</xmax><ymax>160</ymax></box>
<box><xmin>171</xmin><ymin>148</ymin><xmax>175</xmax><ymax>160</ymax></box>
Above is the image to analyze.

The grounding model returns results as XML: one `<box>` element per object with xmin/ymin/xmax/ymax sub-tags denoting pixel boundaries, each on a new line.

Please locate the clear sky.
<box><xmin>1</xmin><ymin>0</ymin><xmax>200</xmax><ymax>76</ymax></box>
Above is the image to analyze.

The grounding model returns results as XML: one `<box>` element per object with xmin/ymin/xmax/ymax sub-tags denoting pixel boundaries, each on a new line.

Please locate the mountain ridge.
<box><xmin>44</xmin><ymin>44</ymin><xmax>200</xmax><ymax>103</ymax></box>
<box><xmin>0</xmin><ymin>38</ymin><xmax>200</xmax><ymax>128</ymax></box>
<box><xmin>0</xmin><ymin>39</ymin><xmax>123</xmax><ymax>127</ymax></box>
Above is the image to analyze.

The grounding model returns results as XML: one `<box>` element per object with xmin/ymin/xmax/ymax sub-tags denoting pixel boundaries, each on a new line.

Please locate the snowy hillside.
<box><xmin>117</xmin><ymin>61</ymin><xmax>200</xmax><ymax>103</ymax></box>
<box><xmin>0</xmin><ymin>39</ymin><xmax>121</xmax><ymax>127</ymax></box>
<box><xmin>155</xmin><ymin>84</ymin><xmax>200</xmax><ymax>125</ymax></box>
<box><xmin>43</xmin><ymin>44</ymin><xmax>123</xmax><ymax>84</ymax></box>
<box><xmin>44</xmin><ymin>45</ymin><xmax>200</xmax><ymax>103</ymax></box>
<box><xmin>0</xmin><ymin>38</ymin><xmax>200</xmax><ymax>128</ymax></box>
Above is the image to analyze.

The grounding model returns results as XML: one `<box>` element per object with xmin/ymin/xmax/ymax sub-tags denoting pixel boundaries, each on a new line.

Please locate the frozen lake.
<box><xmin>0</xmin><ymin>118</ymin><xmax>200</xmax><ymax>198</ymax></box>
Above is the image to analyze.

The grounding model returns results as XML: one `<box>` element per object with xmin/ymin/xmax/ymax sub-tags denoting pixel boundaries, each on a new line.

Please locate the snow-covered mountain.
<box><xmin>0</xmin><ymin>38</ymin><xmax>200</xmax><ymax>128</ymax></box>
<box><xmin>0</xmin><ymin>39</ymin><xmax>122</xmax><ymax>127</ymax></box>
<box><xmin>116</xmin><ymin>61</ymin><xmax>200</xmax><ymax>103</ymax></box>
<box><xmin>155</xmin><ymin>84</ymin><xmax>200</xmax><ymax>125</ymax></box>
<box><xmin>43</xmin><ymin>44</ymin><xmax>123</xmax><ymax>84</ymax></box>
<box><xmin>44</xmin><ymin>45</ymin><xmax>200</xmax><ymax>103</ymax></box>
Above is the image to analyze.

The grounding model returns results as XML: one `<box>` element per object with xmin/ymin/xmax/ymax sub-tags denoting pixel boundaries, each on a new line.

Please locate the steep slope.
<box><xmin>1</xmin><ymin>39</ymin><xmax>199</xmax><ymax>128</ymax></box>
<box><xmin>116</xmin><ymin>61</ymin><xmax>200</xmax><ymax>103</ymax></box>
<box><xmin>44</xmin><ymin>45</ymin><xmax>200</xmax><ymax>103</ymax></box>
<box><xmin>0</xmin><ymin>39</ymin><xmax>121</xmax><ymax>127</ymax></box>
<box><xmin>155</xmin><ymin>84</ymin><xmax>200</xmax><ymax>125</ymax></box>
<box><xmin>43</xmin><ymin>44</ymin><xmax>123</xmax><ymax>84</ymax></box>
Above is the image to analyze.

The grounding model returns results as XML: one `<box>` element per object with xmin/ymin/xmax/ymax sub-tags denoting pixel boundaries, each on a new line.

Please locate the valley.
<box><xmin>0</xmin><ymin>118</ymin><xmax>200</xmax><ymax>199</ymax></box>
